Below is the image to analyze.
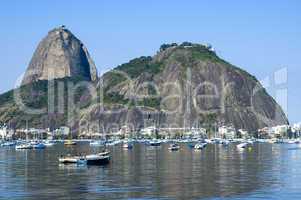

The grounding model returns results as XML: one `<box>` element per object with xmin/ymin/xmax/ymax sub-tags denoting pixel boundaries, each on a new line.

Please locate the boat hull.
<box><xmin>86</xmin><ymin>156</ymin><xmax>110</xmax><ymax>165</ymax></box>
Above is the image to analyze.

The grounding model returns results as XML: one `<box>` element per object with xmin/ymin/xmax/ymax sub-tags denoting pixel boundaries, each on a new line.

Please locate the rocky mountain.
<box><xmin>22</xmin><ymin>26</ymin><xmax>98</xmax><ymax>85</ymax></box>
<box><xmin>0</xmin><ymin>28</ymin><xmax>288</xmax><ymax>134</ymax></box>
<box><xmin>83</xmin><ymin>42</ymin><xmax>288</xmax><ymax>134</ymax></box>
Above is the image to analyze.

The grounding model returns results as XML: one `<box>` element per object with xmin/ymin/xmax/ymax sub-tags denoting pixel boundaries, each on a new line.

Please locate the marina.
<box><xmin>1</xmin><ymin>139</ymin><xmax>301</xmax><ymax>199</ymax></box>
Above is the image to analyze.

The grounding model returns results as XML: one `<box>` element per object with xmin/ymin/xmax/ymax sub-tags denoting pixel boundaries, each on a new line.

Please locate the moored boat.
<box><xmin>148</xmin><ymin>140</ymin><xmax>161</xmax><ymax>146</ymax></box>
<box><xmin>237</xmin><ymin>142</ymin><xmax>248</xmax><ymax>149</ymax></box>
<box><xmin>59</xmin><ymin>152</ymin><xmax>110</xmax><ymax>166</ymax></box>
<box><xmin>85</xmin><ymin>153</ymin><xmax>110</xmax><ymax>165</ymax></box>
<box><xmin>1</xmin><ymin>141</ymin><xmax>16</xmax><ymax>147</ymax></box>
<box><xmin>15</xmin><ymin>143</ymin><xmax>32</xmax><ymax>150</ymax></box>
<box><xmin>64</xmin><ymin>140</ymin><xmax>77</xmax><ymax>146</ymax></box>
<box><xmin>90</xmin><ymin>140</ymin><xmax>104</xmax><ymax>147</ymax></box>
<box><xmin>123</xmin><ymin>142</ymin><xmax>133</xmax><ymax>149</ymax></box>
<box><xmin>32</xmin><ymin>142</ymin><xmax>46</xmax><ymax>149</ymax></box>
<box><xmin>59</xmin><ymin>155</ymin><xmax>81</xmax><ymax>164</ymax></box>
<box><xmin>44</xmin><ymin>140</ymin><xmax>55</xmax><ymax>147</ymax></box>
<box><xmin>168</xmin><ymin>143</ymin><xmax>180</xmax><ymax>151</ymax></box>
<box><xmin>194</xmin><ymin>143</ymin><xmax>207</xmax><ymax>150</ymax></box>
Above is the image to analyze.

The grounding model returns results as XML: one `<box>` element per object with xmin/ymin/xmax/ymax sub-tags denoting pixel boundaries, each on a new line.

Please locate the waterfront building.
<box><xmin>0</xmin><ymin>126</ymin><xmax>8</xmax><ymax>139</ymax></box>
<box><xmin>140</xmin><ymin>126</ymin><xmax>156</xmax><ymax>138</ymax></box>
<box><xmin>272</xmin><ymin>125</ymin><xmax>290</xmax><ymax>138</ymax></box>
<box><xmin>218</xmin><ymin>126</ymin><xmax>236</xmax><ymax>139</ymax></box>
<box><xmin>53</xmin><ymin>126</ymin><xmax>70</xmax><ymax>139</ymax></box>
<box><xmin>238</xmin><ymin>129</ymin><xmax>250</xmax><ymax>139</ymax></box>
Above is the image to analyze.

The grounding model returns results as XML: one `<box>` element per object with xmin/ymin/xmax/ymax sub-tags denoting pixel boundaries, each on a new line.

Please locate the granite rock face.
<box><xmin>22</xmin><ymin>26</ymin><xmax>98</xmax><ymax>85</ymax></box>
<box><xmin>93</xmin><ymin>43</ymin><xmax>288</xmax><ymax>132</ymax></box>
<box><xmin>0</xmin><ymin>39</ymin><xmax>288</xmax><ymax>133</ymax></box>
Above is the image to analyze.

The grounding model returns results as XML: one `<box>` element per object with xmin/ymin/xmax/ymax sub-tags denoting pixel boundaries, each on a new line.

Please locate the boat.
<box><xmin>44</xmin><ymin>140</ymin><xmax>55</xmax><ymax>147</ymax></box>
<box><xmin>237</xmin><ymin>143</ymin><xmax>248</xmax><ymax>149</ymax></box>
<box><xmin>204</xmin><ymin>139</ymin><xmax>214</xmax><ymax>144</ymax></box>
<box><xmin>15</xmin><ymin>143</ymin><xmax>32</xmax><ymax>150</ymax></box>
<box><xmin>222</xmin><ymin>140</ymin><xmax>230</xmax><ymax>146</ymax></box>
<box><xmin>32</xmin><ymin>142</ymin><xmax>46</xmax><ymax>149</ymax></box>
<box><xmin>148</xmin><ymin>140</ymin><xmax>161</xmax><ymax>146</ymax></box>
<box><xmin>168</xmin><ymin>143</ymin><xmax>180</xmax><ymax>151</ymax></box>
<box><xmin>64</xmin><ymin>140</ymin><xmax>77</xmax><ymax>146</ymax></box>
<box><xmin>1</xmin><ymin>141</ymin><xmax>16</xmax><ymax>147</ymax></box>
<box><xmin>85</xmin><ymin>153</ymin><xmax>110</xmax><ymax>165</ymax></box>
<box><xmin>90</xmin><ymin>140</ymin><xmax>104</xmax><ymax>147</ymax></box>
<box><xmin>105</xmin><ymin>140</ymin><xmax>121</xmax><ymax>146</ymax></box>
<box><xmin>194</xmin><ymin>143</ymin><xmax>207</xmax><ymax>150</ymax></box>
<box><xmin>123</xmin><ymin>142</ymin><xmax>133</xmax><ymax>149</ymax></box>
<box><xmin>59</xmin><ymin>155</ymin><xmax>83</xmax><ymax>164</ymax></box>
<box><xmin>59</xmin><ymin>152</ymin><xmax>110</xmax><ymax>166</ymax></box>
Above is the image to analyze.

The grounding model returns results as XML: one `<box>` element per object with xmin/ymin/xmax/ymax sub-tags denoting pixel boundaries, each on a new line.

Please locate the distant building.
<box><xmin>0</xmin><ymin>126</ymin><xmax>8</xmax><ymax>139</ymax></box>
<box><xmin>272</xmin><ymin>125</ymin><xmax>290</xmax><ymax>138</ymax></box>
<box><xmin>258</xmin><ymin>127</ymin><xmax>274</xmax><ymax>138</ymax></box>
<box><xmin>258</xmin><ymin>125</ymin><xmax>290</xmax><ymax>139</ymax></box>
<box><xmin>291</xmin><ymin>123</ymin><xmax>301</xmax><ymax>138</ymax></box>
<box><xmin>140</xmin><ymin>126</ymin><xmax>156</xmax><ymax>137</ymax></box>
<box><xmin>218</xmin><ymin>126</ymin><xmax>236</xmax><ymax>139</ymax></box>
<box><xmin>183</xmin><ymin>128</ymin><xmax>207</xmax><ymax>139</ymax></box>
<box><xmin>54</xmin><ymin>126</ymin><xmax>70</xmax><ymax>138</ymax></box>
<box><xmin>238</xmin><ymin>129</ymin><xmax>249</xmax><ymax>139</ymax></box>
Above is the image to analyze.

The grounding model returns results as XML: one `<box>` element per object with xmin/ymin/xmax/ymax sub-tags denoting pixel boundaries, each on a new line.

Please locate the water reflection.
<box><xmin>0</xmin><ymin>143</ymin><xmax>300</xmax><ymax>199</ymax></box>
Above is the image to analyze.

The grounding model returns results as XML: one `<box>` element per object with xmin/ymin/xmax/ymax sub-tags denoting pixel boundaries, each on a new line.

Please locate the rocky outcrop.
<box><xmin>93</xmin><ymin>43</ymin><xmax>288</xmax><ymax>132</ymax></box>
<box><xmin>22</xmin><ymin>26</ymin><xmax>98</xmax><ymax>85</ymax></box>
<box><xmin>0</xmin><ymin>38</ymin><xmax>288</xmax><ymax>133</ymax></box>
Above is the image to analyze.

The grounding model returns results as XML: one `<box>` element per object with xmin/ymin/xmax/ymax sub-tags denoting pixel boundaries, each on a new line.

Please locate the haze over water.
<box><xmin>1</xmin><ymin>142</ymin><xmax>301</xmax><ymax>200</ymax></box>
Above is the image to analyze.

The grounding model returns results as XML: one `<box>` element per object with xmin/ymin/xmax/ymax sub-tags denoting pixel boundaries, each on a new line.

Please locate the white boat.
<box><xmin>149</xmin><ymin>140</ymin><xmax>161</xmax><ymax>146</ymax></box>
<box><xmin>204</xmin><ymin>139</ymin><xmax>214</xmax><ymax>144</ymax></box>
<box><xmin>44</xmin><ymin>141</ymin><xmax>55</xmax><ymax>147</ymax></box>
<box><xmin>221</xmin><ymin>140</ymin><xmax>230</xmax><ymax>146</ymax></box>
<box><xmin>90</xmin><ymin>140</ymin><xmax>104</xmax><ymax>147</ymax></box>
<box><xmin>247</xmin><ymin>140</ymin><xmax>254</xmax><ymax>144</ymax></box>
<box><xmin>59</xmin><ymin>155</ymin><xmax>88</xmax><ymax>165</ymax></box>
<box><xmin>123</xmin><ymin>142</ymin><xmax>133</xmax><ymax>149</ymax></box>
<box><xmin>106</xmin><ymin>140</ymin><xmax>121</xmax><ymax>146</ymax></box>
<box><xmin>168</xmin><ymin>143</ymin><xmax>180</xmax><ymax>151</ymax></box>
<box><xmin>194</xmin><ymin>143</ymin><xmax>207</xmax><ymax>150</ymax></box>
<box><xmin>237</xmin><ymin>143</ymin><xmax>248</xmax><ymax>149</ymax></box>
<box><xmin>1</xmin><ymin>141</ymin><xmax>16</xmax><ymax>147</ymax></box>
<box><xmin>15</xmin><ymin>143</ymin><xmax>32</xmax><ymax>150</ymax></box>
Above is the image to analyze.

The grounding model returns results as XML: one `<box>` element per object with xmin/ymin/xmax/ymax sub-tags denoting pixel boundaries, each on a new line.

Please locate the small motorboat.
<box><xmin>44</xmin><ymin>141</ymin><xmax>55</xmax><ymax>147</ymax></box>
<box><xmin>64</xmin><ymin>140</ymin><xmax>77</xmax><ymax>146</ymax></box>
<box><xmin>59</xmin><ymin>152</ymin><xmax>111</xmax><ymax>166</ymax></box>
<box><xmin>1</xmin><ymin>141</ymin><xmax>16</xmax><ymax>147</ymax></box>
<box><xmin>85</xmin><ymin>153</ymin><xmax>110</xmax><ymax>165</ymax></box>
<box><xmin>123</xmin><ymin>142</ymin><xmax>133</xmax><ymax>149</ymax></box>
<box><xmin>168</xmin><ymin>143</ymin><xmax>180</xmax><ymax>151</ymax></box>
<box><xmin>204</xmin><ymin>139</ymin><xmax>214</xmax><ymax>144</ymax></box>
<box><xmin>105</xmin><ymin>140</ymin><xmax>121</xmax><ymax>146</ymax></box>
<box><xmin>32</xmin><ymin>142</ymin><xmax>46</xmax><ymax>149</ymax></box>
<box><xmin>90</xmin><ymin>140</ymin><xmax>104</xmax><ymax>147</ymax></box>
<box><xmin>148</xmin><ymin>140</ymin><xmax>161</xmax><ymax>146</ymax></box>
<box><xmin>194</xmin><ymin>143</ymin><xmax>207</xmax><ymax>150</ymax></box>
<box><xmin>222</xmin><ymin>140</ymin><xmax>230</xmax><ymax>146</ymax></box>
<box><xmin>59</xmin><ymin>155</ymin><xmax>82</xmax><ymax>164</ymax></box>
<box><xmin>15</xmin><ymin>143</ymin><xmax>32</xmax><ymax>150</ymax></box>
<box><xmin>237</xmin><ymin>143</ymin><xmax>248</xmax><ymax>149</ymax></box>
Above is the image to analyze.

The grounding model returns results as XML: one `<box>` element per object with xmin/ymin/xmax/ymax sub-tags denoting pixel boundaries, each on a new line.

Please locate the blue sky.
<box><xmin>0</xmin><ymin>0</ymin><xmax>300</xmax><ymax>123</ymax></box>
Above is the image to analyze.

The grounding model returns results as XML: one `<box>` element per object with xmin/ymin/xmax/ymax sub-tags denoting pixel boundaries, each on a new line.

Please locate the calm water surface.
<box><xmin>1</xmin><ymin>142</ymin><xmax>301</xmax><ymax>200</ymax></box>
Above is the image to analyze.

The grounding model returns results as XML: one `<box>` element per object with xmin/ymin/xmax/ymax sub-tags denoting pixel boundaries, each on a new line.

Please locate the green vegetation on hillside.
<box><xmin>116</xmin><ymin>56</ymin><xmax>164</xmax><ymax>78</ymax></box>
